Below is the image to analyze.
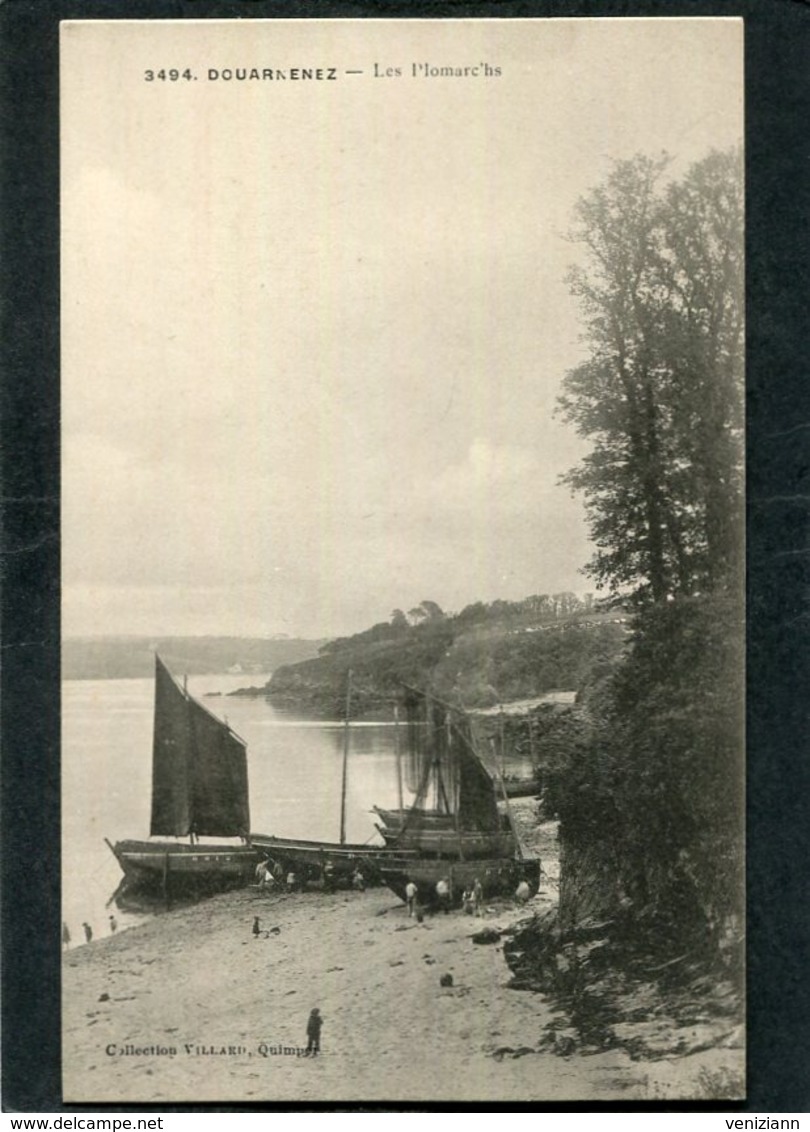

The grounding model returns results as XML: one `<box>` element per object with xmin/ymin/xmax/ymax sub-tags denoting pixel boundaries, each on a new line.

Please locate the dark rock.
<box><xmin>439</xmin><ymin>973</ymin><xmax>453</xmax><ymax>987</ymax></box>
<box><xmin>472</xmin><ymin>928</ymin><xmax>501</xmax><ymax>945</ymax></box>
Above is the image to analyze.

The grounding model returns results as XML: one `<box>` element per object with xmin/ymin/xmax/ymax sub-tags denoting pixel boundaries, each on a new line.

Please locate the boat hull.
<box><xmin>503</xmin><ymin>780</ymin><xmax>540</xmax><ymax>799</ymax></box>
<box><xmin>249</xmin><ymin>833</ymin><xmax>416</xmax><ymax>886</ymax></box>
<box><xmin>376</xmin><ymin>825</ymin><xmax>517</xmax><ymax>858</ymax></box>
<box><xmin>378</xmin><ymin>855</ymin><xmax>540</xmax><ymax>905</ymax></box>
<box><xmin>373</xmin><ymin>806</ymin><xmax>455</xmax><ymax>831</ymax></box>
<box><xmin>110</xmin><ymin>839</ymin><xmax>260</xmax><ymax>893</ymax></box>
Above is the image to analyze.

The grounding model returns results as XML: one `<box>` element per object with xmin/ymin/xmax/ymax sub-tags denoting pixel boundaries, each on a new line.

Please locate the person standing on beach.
<box><xmin>472</xmin><ymin>877</ymin><xmax>483</xmax><ymax>917</ymax></box>
<box><xmin>109</xmin><ymin>914</ymin><xmax>117</xmax><ymax>934</ymax></box>
<box><xmin>252</xmin><ymin>916</ymin><xmax>261</xmax><ymax>938</ymax></box>
<box><xmin>405</xmin><ymin>880</ymin><xmax>418</xmax><ymax>918</ymax></box>
<box><xmin>82</xmin><ymin>922</ymin><xmax>93</xmax><ymax>943</ymax></box>
<box><xmin>435</xmin><ymin>877</ymin><xmax>451</xmax><ymax>914</ymax></box>
<box><xmin>62</xmin><ymin>922</ymin><xmax>71</xmax><ymax>949</ymax></box>
<box><xmin>305</xmin><ymin>1008</ymin><xmax>323</xmax><ymax>1056</ymax></box>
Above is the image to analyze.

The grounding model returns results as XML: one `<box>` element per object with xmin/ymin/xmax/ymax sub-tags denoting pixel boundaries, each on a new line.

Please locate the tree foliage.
<box><xmin>543</xmin><ymin>595</ymin><xmax>744</xmax><ymax>946</ymax></box>
<box><xmin>558</xmin><ymin>148</ymin><xmax>743</xmax><ymax>604</ymax></box>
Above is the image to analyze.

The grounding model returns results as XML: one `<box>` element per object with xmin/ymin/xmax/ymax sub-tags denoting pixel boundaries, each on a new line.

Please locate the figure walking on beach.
<box><xmin>109</xmin><ymin>914</ymin><xmax>117</xmax><ymax>934</ymax></box>
<box><xmin>405</xmin><ymin>880</ymin><xmax>418</xmax><ymax>918</ymax></box>
<box><xmin>62</xmin><ymin>922</ymin><xmax>71</xmax><ymax>949</ymax></box>
<box><xmin>252</xmin><ymin>916</ymin><xmax>261</xmax><ymax>938</ymax></box>
<box><xmin>305</xmin><ymin>1008</ymin><xmax>323</xmax><ymax>1057</ymax></box>
<box><xmin>82</xmin><ymin>922</ymin><xmax>93</xmax><ymax>943</ymax></box>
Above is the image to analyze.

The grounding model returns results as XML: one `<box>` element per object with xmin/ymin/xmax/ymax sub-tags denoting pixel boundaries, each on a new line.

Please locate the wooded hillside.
<box><xmin>262</xmin><ymin>595</ymin><xmax>629</xmax><ymax>717</ymax></box>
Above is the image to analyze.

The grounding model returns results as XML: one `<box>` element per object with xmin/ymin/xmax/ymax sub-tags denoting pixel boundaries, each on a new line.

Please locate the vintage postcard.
<box><xmin>60</xmin><ymin>17</ymin><xmax>745</xmax><ymax>1104</ymax></box>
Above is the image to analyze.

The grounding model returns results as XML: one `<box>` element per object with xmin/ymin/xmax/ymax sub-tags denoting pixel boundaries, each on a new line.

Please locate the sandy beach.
<box><xmin>62</xmin><ymin>839</ymin><xmax>742</xmax><ymax>1104</ymax></box>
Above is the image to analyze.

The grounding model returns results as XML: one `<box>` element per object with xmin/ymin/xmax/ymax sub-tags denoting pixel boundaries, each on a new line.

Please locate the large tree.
<box><xmin>558</xmin><ymin>148</ymin><xmax>743</xmax><ymax>604</ymax></box>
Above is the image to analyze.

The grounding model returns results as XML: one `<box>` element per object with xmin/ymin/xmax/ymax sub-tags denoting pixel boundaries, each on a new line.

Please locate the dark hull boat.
<box><xmin>378</xmin><ymin>854</ymin><xmax>540</xmax><ymax>905</ymax></box>
<box><xmin>374</xmin><ymin>822</ymin><xmax>517</xmax><ymax>858</ymax></box>
<box><xmin>248</xmin><ymin>833</ymin><xmax>414</xmax><ymax>887</ymax></box>
<box><xmin>373</xmin><ymin>806</ymin><xmax>454</xmax><ymax>831</ymax></box>
<box><xmin>108</xmin><ymin>656</ymin><xmax>260</xmax><ymax>895</ymax></box>
<box><xmin>107</xmin><ymin>839</ymin><xmax>259</xmax><ymax>891</ymax></box>
<box><xmin>374</xmin><ymin>686</ymin><xmax>539</xmax><ymax>903</ymax></box>
<box><xmin>374</xmin><ymin>804</ymin><xmax>515</xmax><ymax>856</ymax></box>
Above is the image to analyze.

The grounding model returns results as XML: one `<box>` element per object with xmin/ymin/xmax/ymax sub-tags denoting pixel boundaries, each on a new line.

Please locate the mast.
<box><xmin>339</xmin><ymin>669</ymin><xmax>352</xmax><ymax>845</ymax></box>
<box><xmin>394</xmin><ymin>702</ymin><xmax>404</xmax><ymax>814</ymax></box>
<box><xmin>184</xmin><ymin>673</ymin><xmax>194</xmax><ymax>844</ymax></box>
<box><xmin>494</xmin><ymin>757</ymin><xmax>524</xmax><ymax>861</ymax></box>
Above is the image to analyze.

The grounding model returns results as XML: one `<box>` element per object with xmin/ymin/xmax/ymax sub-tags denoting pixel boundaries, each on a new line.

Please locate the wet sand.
<box><xmin>62</xmin><ymin>876</ymin><xmax>741</xmax><ymax>1104</ymax></box>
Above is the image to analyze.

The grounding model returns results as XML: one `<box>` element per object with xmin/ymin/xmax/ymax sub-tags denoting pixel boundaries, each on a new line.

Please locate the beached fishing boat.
<box><xmin>373</xmin><ymin>805</ymin><xmax>455</xmax><ymax>831</ymax></box>
<box><xmin>376</xmin><ymin>853</ymin><xmax>540</xmax><ymax>905</ymax></box>
<box><xmin>106</xmin><ymin>655</ymin><xmax>259</xmax><ymax>894</ymax></box>
<box><xmin>375</xmin><ymin>686</ymin><xmax>539</xmax><ymax>903</ymax></box>
<box><xmin>248</xmin><ymin>833</ymin><xmax>415</xmax><ymax>887</ymax></box>
<box><xmin>374</xmin><ymin>818</ymin><xmax>516</xmax><ymax>858</ymax></box>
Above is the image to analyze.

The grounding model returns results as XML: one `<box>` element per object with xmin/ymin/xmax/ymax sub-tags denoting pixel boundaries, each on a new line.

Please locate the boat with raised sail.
<box><xmin>107</xmin><ymin>655</ymin><xmax>260</xmax><ymax>894</ymax></box>
<box><xmin>374</xmin><ymin>686</ymin><xmax>540</xmax><ymax>903</ymax></box>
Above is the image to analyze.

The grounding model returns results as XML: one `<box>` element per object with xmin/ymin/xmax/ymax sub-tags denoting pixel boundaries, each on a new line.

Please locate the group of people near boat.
<box><xmin>254</xmin><ymin>856</ymin><xmax>366</xmax><ymax>894</ymax></box>
<box><xmin>254</xmin><ymin>854</ymin><xmax>532</xmax><ymax>914</ymax></box>
<box><xmin>404</xmin><ymin>876</ymin><xmax>484</xmax><ymax>918</ymax></box>
<box><xmin>405</xmin><ymin>874</ymin><xmax>531</xmax><ymax>918</ymax></box>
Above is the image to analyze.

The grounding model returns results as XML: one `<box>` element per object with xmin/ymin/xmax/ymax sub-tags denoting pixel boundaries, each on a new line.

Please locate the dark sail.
<box><xmin>188</xmin><ymin>694</ymin><xmax>250</xmax><ymax>836</ymax></box>
<box><xmin>453</xmin><ymin>713</ymin><xmax>500</xmax><ymax>831</ymax></box>
<box><xmin>149</xmin><ymin>655</ymin><xmax>250</xmax><ymax>838</ymax></box>
<box><xmin>150</xmin><ymin>655</ymin><xmax>192</xmax><ymax>836</ymax></box>
<box><xmin>401</xmin><ymin>687</ymin><xmax>500</xmax><ymax>832</ymax></box>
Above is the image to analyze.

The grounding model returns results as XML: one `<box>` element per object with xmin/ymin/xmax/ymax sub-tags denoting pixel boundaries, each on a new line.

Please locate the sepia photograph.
<box><xmin>59</xmin><ymin>17</ymin><xmax>744</xmax><ymax>1104</ymax></box>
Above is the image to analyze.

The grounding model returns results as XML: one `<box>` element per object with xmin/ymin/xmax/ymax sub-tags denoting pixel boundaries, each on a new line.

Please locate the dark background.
<box><xmin>2</xmin><ymin>0</ymin><xmax>808</xmax><ymax>1113</ymax></box>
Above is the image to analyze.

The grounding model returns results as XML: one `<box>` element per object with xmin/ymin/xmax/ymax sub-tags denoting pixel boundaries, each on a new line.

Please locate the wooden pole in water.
<box><xmin>339</xmin><ymin>669</ymin><xmax>352</xmax><ymax>845</ymax></box>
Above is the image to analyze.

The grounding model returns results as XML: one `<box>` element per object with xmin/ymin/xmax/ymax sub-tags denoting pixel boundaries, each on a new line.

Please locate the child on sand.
<box><xmin>305</xmin><ymin>1008</ymin><xmax>323</xmax><ymax>1056</ymax></box>
<box><xmin>405</xmin><ymin>880</ymin><xmax>418</xmax><ymax>918</ymax></box>
<box><xmin>472</xmin><ymin>877</ymin><xmax>483</xmax><ymax>916</ymax></box>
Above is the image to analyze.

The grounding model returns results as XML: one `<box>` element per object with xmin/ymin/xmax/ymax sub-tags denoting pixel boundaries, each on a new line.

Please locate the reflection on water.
<box><xmin>61</xmin><ymin>673</ymin><xmax>533</xmax><ymax>946</ymax></box>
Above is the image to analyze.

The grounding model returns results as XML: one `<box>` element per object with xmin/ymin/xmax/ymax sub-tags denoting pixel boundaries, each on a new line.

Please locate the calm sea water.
<box><xmin>61</xmin><ymin>673</ymin><xmax>533</xmax><ymax>946</ymax></box>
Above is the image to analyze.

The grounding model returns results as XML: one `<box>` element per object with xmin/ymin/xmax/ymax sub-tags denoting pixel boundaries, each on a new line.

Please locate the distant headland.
<box><xmin>61</xmin><ymin>635</ymin><xmax>324</xmax><ymax>680</ymax></box>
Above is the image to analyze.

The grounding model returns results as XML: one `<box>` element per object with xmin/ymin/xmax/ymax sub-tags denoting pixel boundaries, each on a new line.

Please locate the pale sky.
<box><xmin>61</xmin><ymin>18</ymin><xmax>743</xmax><ymax>639</ymax></box>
